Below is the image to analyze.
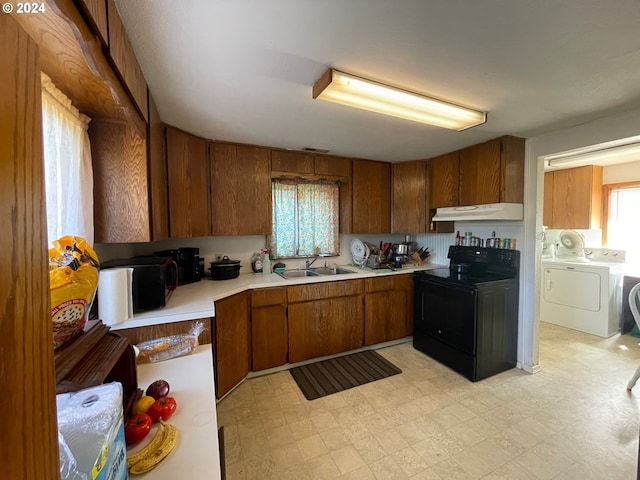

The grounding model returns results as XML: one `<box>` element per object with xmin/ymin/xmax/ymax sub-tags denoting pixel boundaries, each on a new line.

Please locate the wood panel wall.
<box><xmin>0</xmin><ymin>14</ymin><xmax>59</xmax><ymax>479</ymax></box>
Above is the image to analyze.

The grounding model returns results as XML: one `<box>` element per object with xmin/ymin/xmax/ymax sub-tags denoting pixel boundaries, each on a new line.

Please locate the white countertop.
<box><xmin>132</xmin><ymin>345</ymin><xmax>220</xmax><ymax>479</ymax></box>
<box><xmin>110</xmin><ymin>263</ymin><xmax>444</xmax><ymax>331</ymax></box>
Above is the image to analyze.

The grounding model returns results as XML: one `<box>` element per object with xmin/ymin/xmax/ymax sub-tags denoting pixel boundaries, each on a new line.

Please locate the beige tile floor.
<box><xmin>217</xmin><ymin>322</ymin><xmax>640</xmax><ymax>479</ymax></box>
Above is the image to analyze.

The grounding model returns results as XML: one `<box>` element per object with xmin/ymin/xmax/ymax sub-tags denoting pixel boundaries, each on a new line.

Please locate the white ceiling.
<box><xmin>115</xmin><ymin>0</ymin><xmax>640</xmax><ymax>163</ymax></box>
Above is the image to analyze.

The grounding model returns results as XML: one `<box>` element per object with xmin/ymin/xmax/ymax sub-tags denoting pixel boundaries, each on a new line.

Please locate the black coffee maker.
<box><xmin>154</xmin><ymin>247</ymin><xmax>203</xmax><ymax>285</ymax></box>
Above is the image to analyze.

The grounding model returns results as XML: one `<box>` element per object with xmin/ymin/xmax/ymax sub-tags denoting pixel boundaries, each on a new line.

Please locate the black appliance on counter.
<box><xmin>413</xmin><ymin>246</ymin><xmax>520</xmax><ymax>381</ymax></box>
<box><xmin>155</xmin><ymin>247</ymin><xmax>202</xmax><ymax>285</ymax></box>
<box><xmin>101</xmin><ymin>256</ymin><xmax>178</xmax><ymax>312</ymax></box>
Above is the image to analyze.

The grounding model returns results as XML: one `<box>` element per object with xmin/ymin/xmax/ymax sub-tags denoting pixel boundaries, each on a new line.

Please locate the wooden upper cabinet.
<box><xmin>392</xmin><ymin>160</ymin><xmax>427</xmax><ymax>233</ymax></box>
<box><xmin>77</xmin><ymin>0</ymin><xmax>108</xmax><ymax>46</ymax></box>
<box><xmin>271</xmin><ymin>150</ymin><xmax>352</xmax><ymax>177</ymax></box>
<box><xmin>544</xmin><ymin>165</ymin><xmax>603</xmax><ymax>229</ymax></box>
<box><xmin>107</xmin><ymin>0</ymin><xmax>148</xmax><ymax>121</ymax></box>
<box><xmin>459</xmin><ymin>140</ymin><xmax>502</xmax><ymax>206</ymax></box>
<box><xmin>211</xmin><ymin>142</ymin><xmax>271</xmax><ymax>236</ymax></box>
<box><xmin>315</xmin><ymin>154</ymin><xmax>352</xmax><ymax>177</ymax></box>
<box><xmin>428</xmin><ymin>152</ymin><xmax>459</xmax><ymax>208</ymax></box>
<box><xmin>271</xmin><ymin>149</ymin><xmax>314</xmax><ymax>174</ymax></box>
<box><xmin>91</xmin><ymin>119</ymin><xmax>151</xmax><ymax>243</ymax></box>
<box><xmin>166</xmin><ymin>126</ymin><xmax>211</xmax><ymax>238</ymax></box>
<box><xmin>352</xmin><ymin>159</ymin><xmax>391</xmax><ymax>233</ymax></box>
<box><xmin>459</xmin><ymin>136</ymin><xmax>525</xmax><ymax>206</ymax></box>
<box><xmin>148</xmin><ymin>95</ymin><xmax>169</xmax><ymax>240</ymax></box>
<box><xmin>543</xmin><ymin>171</ymin><xmax>554</xmax><ymax>228</ymax></box>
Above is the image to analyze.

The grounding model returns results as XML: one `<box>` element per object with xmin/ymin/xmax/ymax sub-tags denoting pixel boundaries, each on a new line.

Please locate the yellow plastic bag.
<box><xmin>49</xmin><ymin>236</ymin><xmax>100</xmax><ymax>348</ymax></box>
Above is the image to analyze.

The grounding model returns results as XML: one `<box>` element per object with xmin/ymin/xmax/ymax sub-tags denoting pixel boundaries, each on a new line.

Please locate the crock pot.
<box><xmin>209</xmin><ymin>256</ymin><xmax>241</xmax><ymax>280</ymax></box>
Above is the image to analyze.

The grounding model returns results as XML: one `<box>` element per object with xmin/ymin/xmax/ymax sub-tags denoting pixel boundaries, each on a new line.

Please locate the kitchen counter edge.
<box><xmin>109</xmin><ymin>263</ymin><xmax>446</xmax><ymax>331</ymax></box>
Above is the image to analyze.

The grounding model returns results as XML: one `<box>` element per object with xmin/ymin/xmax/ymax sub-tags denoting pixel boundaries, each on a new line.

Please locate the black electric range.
<box><xmin>413</xmin><ymin>246</ymin><xmax>520</xmax><ymax>381</ymax></box>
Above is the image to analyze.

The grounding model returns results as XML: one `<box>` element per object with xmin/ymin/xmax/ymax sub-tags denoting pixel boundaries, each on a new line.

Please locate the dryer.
<box><xmin>540</xmin><ymin>248</ymin><xmax>626</xmax><ymax>337</ymax></box>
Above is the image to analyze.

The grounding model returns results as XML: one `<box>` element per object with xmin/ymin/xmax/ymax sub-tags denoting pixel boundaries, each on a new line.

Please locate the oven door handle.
<box><xmin>415</xmin><ymin>277</ymin><xmax>477</xmax><ymax>294</ymax></box>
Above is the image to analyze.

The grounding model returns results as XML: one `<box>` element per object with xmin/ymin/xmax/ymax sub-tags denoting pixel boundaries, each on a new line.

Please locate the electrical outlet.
<box><xmin>215</xmin><ymin>253</ymin><xmax>224</xmax><ymax>261</ymax></box>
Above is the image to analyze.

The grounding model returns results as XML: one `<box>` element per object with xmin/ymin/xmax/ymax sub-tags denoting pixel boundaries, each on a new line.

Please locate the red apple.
<box><xmin>145</xmin><ymin>379</ymin><xmax>170</xmax><ymax>400</ymax></box>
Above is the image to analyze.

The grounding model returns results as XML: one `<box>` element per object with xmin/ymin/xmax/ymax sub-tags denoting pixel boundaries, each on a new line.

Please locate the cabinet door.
<box><xmin>364</xmin><ymin>290</ymin><xmax>408</xmax><ymax>346</ymax></box>
<box><xmin>550</xmin><ymin>165</ymin><xmax>602</xmax><ymax>229</ymax></box>
<box><xmin>148</xmin><ymin>95</ymin><xmax>169</xmax><ymax>240</ymax></box>
<box><xmin>288</xmin><ymin>296</ymin><xmax>364</xmax><ymax>363</ymax></box>
<box><xmin>459</xmin><ymin>139</ymin><xmax>501</xmax><ymax>206</ymax></box>
<box><xmin>428</xmin><ymin>152</ymin><xmax>459</xmax><ymax>208</ymax></box>
<box><xmin>166</xmin><ymin>126</ymin><xmax>211</xmax><ymax>238</ymax></box>
<box><xmin>314</xmin><ymin>155</ymin><xmax>351</xmax><ymax>177</ymax></box>
<box><xmin>252</xmin><ymin>305</ymin><xmax>288</xmax><ymax>371</ymax></box>
<box><xmin>352</xmin><ymin>159</ymin><xmax>391</xmax><ymax>233</ymax></box>
<box><xmin>211</xmin><ymin>143</ymin><xmax>271</xmax><ymax>235</ymax></box>
<box><xmin>392</xmin><ymin>160</ymin><xmax>427</xmax><ymax>233</ymax></box>
<box><xmin>1</xmin><ymin>15</ymin><xmax>59</xmax><ymax>478</ymax></box>
<box><xmin>271</xmin><ymin>149</ymin><xmax>314</xmax><ymax>174</ymax></box>
<box><xmin>396</xmin><ymin>274</ymin><xmax>414</xmax><ymax>336</ymax></box>
<box><xmin>91</xmin><ymin>119</ymin><xmax>151</xmax><ymax>242</ymax></box>
<box><xmin>107</xmin><ymin>0</ymin><xmax>148</xmax><ymax>121</ymax></box>
<box><xmin>77</xmin><ymin>0</ymin><xmax>108</xmax><ymax>46</ymax></box>
<box><xmin>364</xmin><ymin>276</ymin><xmax>413</xmax><ymax>345</ymax></box>
<box><xmin>543</xmin><ymin>172</ymin><xmax>554</xmax><ymax>227</ymax></box>
<box><xmin>215</xmin><ymin>292</ymin><xmax>250</xmax><ymax>399</ymax></box>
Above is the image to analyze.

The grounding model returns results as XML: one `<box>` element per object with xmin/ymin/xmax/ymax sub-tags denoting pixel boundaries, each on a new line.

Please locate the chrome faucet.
<box><xmin>305</xmin><ymin>255</ymin><xmax>319</xmax><ymax>269</ymax></box>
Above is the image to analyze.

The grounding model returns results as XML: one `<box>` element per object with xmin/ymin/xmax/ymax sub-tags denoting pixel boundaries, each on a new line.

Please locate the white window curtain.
<box><xmin>270</xmin><ymin>178</ymin><xmax>340</xmax><ymax>258</ymax></box>
<box><xmin>41</xmin><ymin>73</ymin><xmax>94</xmax><ymax>245</ymax></box>
<box><xmin>608</xmin><ymin>186</ymin><xmax>640</xmax><ymax>265</ymax></box>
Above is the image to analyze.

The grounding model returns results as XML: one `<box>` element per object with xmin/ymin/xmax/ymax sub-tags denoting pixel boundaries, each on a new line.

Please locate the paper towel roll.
<box><xmin>98</xmin><ymin>268</ymin><xmax>133</xmax><ymax>326</ymax></box>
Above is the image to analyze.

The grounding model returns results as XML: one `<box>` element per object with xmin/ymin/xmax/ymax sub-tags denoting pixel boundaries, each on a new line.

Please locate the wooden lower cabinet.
<box><xmin>214</xmin><ymin>292</ymin><xmax>250</xmax><ymax>399</ymax></box>
<box><xmin>287</xmin><ymin>280</ymin><xmax>364</xmax><ymax>363</ymax></box>
<box><xmin>364</xmin><ymin>275</ymin><xmax>413</xmax><ymax>345</ymax></box>
<box><xmin>251</xmin><ymin>287</ymin><xmax>288</xmax><ymax>371</ymax></box>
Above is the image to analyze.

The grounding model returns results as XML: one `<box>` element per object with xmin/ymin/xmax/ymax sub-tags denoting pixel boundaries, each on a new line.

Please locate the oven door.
<box><xmin>413</xmin><ymin>276</ymin><xmax>478</xmax><ymax>355</ymax></box>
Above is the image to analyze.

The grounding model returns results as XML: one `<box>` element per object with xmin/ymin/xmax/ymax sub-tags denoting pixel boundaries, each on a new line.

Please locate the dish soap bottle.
<box><xmin>262</xmin><ymin>249</ymin><xmax>271</xmax><ymax>275</ymax></box>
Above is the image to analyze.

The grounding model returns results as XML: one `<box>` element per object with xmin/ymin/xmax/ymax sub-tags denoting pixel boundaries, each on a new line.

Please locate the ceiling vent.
<box><xmin>302</xmin><ymin>147</ymin><xmax>330</xmax><ymax>154</ymax></box>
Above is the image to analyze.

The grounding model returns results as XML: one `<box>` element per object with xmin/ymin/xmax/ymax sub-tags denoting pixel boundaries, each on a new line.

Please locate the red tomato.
<box><xmin>124</xmin><ymin>413</ymin><xmax>152</xmax><ymax>445</ymax></box>
<box><xmin>147</xmin><ymin>396</ymin><xmax>177</xmax><ymax>422</ymax></box>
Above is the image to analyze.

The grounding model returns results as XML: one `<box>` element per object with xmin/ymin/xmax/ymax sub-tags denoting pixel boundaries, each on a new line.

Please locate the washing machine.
<box><xmin>540</xmin><ymin>248</ymin><xmax>626</xmax><ymax>338</ymax></box>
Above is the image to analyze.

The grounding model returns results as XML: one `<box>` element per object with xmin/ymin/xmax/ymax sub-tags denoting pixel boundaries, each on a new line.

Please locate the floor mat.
<box><xmin>289</xmin><ymin>350</ymin><xmax>402</xmax><ymax>400</ymax></box>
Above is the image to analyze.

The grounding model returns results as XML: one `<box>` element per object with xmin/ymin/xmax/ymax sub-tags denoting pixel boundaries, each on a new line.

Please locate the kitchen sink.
<box><xmin>311</xmin><ymin>267</ymin><xmax>354</xmax><ymax>275</ymax></box>
<box><xmin>276</xmin><ymin>269</ymin><xmax>321</xmax><ymax>279</ymax></box>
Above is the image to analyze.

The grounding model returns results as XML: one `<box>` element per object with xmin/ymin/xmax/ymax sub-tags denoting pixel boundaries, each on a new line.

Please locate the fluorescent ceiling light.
<box><xmin>546</xmin><ymin>141</ymin><xmax>640</xmax><ymax>168</ymax></box>
<box><xmin>312</xmin><ymin>69</ymin><xmax>487</xmax><ymax>131</ymax></box>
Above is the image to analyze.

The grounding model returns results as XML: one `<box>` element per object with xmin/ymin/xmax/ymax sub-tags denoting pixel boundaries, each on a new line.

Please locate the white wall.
<box><xmin>604</xmin><ymin>160</ymin><xmax>640</xmax><ymax>184</ymax></box>
<box><xmin>523</xmin><ymin>107</ymin><xmax>640</xmax><ymax>373</ymax></box>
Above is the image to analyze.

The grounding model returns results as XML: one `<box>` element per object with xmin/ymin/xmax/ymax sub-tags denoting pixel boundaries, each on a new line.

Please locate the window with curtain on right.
<box><xmin>270</xmin><ymin>178</ymin><xmax>340</xmax><ymax>259</ymax></box>
<box><xmin>605</xmin><ymin>183</ymin><xmax>640</xmax><ymax>266</ymax></box>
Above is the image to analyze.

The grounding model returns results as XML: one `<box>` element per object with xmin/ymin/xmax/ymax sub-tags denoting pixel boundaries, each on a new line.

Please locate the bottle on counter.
<box><xmin>455</xmin><ymin>231</ymin><xmax>461</xmax><ymax>246</ymax></box>
<box><xmin>251</xmin><ymin>252</ymin><xmax>262</xmax><ymax>273</ymax></box>
<box><xmin>464</xmin><ymin>232</ymin><xmax>472</xmax><ymax>246</ymax></box>
<box><xmin>262</xmin><ymin>249</ymin><xmax>271</xmax><ymax>275</ymax></box>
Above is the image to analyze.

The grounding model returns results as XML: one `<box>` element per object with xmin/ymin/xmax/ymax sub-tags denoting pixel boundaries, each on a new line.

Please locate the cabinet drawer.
<box><xmin>365</xmin><ymin>276</ymin><xmax>397</xmax><ymax>293</ymax></box>
<box><xmin>365</xmin><ymin>274</ymin><xmax>414</xmax><ymax>293</ymax></box>
<box><xmin>251</xmin><ymin>287</ymin><xmax>286</xmax><ymax>307</ymax></box>
<box><xmin>288</xmin><ymin>279</ymin><xmax>363</xmax><ymax>303</ymax></box>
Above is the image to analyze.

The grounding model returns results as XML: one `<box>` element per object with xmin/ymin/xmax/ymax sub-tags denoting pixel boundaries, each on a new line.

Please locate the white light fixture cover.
<box><xmin>546</xmin><ymin>142</ymin><xmax>640</xmax><ymax>168</ymax></box>
<box><xmin>312</xmin><ymin>69</ymin><xmax>487</xmax><ymax>131</ymax></box>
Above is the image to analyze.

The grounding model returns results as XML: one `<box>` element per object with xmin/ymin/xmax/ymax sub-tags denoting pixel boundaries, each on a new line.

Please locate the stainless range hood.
<box><xmin>432</xmin><ymin>203</ymin><xmax>523</xmax><ymax>222</ymax></box>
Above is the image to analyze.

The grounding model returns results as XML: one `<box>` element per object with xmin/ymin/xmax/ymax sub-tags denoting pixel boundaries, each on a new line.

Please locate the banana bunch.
<box><xmin>127</xmin><ymin>420</ymin><xmax>178</xmax><ymax>475</ymax></box>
